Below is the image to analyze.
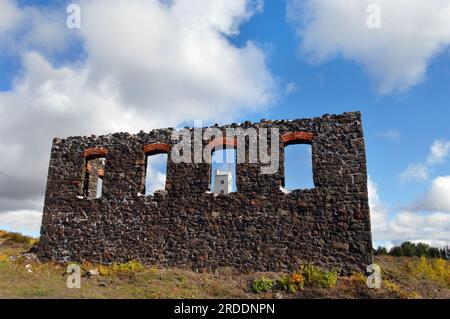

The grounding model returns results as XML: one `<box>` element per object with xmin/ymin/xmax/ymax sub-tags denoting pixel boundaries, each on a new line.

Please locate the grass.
<box><xmin>0</xmin><ymin>230</ymin><xmax>449</xmax><ymax>299</ymax></box>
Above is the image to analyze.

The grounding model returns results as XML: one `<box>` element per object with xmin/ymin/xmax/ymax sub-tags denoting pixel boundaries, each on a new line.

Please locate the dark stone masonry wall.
<box><xmin>38</xmin><ymin>111</ymin><xmax>373</xmax><ymax>274</ymax></box>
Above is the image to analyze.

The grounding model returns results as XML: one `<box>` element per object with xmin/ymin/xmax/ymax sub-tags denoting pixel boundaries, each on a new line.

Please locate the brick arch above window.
<box><xmin>207</xmin><ymin>137</ymin><xmax>237</xmax><ymax>151</ymax></box>
<box><xmin>83</xmin><ymin>147</ymin><xmax>108</xmax><ymax>159</ymax></box>
<box><xmin>144</xmin><ymin>143</ymin><xmax>170</xmax><ymax>156</ymax></box>
<box><xmin>281</xmin><ymin>132</ymin><xmax>314</xmax><ymax>146</ymax></box>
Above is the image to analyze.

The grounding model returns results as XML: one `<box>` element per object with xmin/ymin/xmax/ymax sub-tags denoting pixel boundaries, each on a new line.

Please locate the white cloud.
<box><xmin>0</xmin><ymin>0</ymin><xmax>21</xmax><ymax>35</ymax></box>
<box><xmin>412</xmin><ymin>176</ymin><xmax>450</xmax><ymax>213</ymax></box>
<box><xmin>368</xmin><ymin>176</ymin><xmax>389</xmax><ymax>241</ymax></box>
<box><xmin>370</xmin><ymin>176</ymin><xmax>450</xmax><ymax>247</ymax></box>
<box><xmin>399</xmin><ymin>163</ymin><xmax>429</xmax><ymax>183</ymax></box>
<box><xmin>78</xmin><ymin>0</ymin><xmax>275</xmax><ymax>121</ymax></box>
<box><xmin>387</xmin><ymin>211</ymin><xmax>450</xmax><ymax>248</ymax></box>
<box><xmin>285</xmin><ymin>82</ymin><xmax>300</xmax><ymax>94</ymax></box>
<box><xmin>0</xmin><ymin>210</ymin><xmax>42</xmax><ymax>237</ymax></box>
<box><xmin>427</xmin><ymin>140</ymin><xmax>450</xmax><ymax>164</ymax></box>
<box><xmin>287</xmin><ymin>0</ymin><xmax>450</xmax><ymax>94</ymax></box>
<box><xmin>375</xmin><ymin>129</ymin><xmax>400</xmax><ymax>142</ymax></box>
<box><xmin>145</xmin><ymin>154</ymin><xmax>167</xmax><ymax>195</ymax></box>
<box><xmin>398</xmin><ymin>139</ymin><xmax>450</xmax><ymax>184</ymax></box>
<box><xmin>0</xmin><ymin>0</ymin><xmax>71</xmax><ymax>56</ymax></box>
<box><xmin>0</xmin><ymin>0</ymin><xmax>276</xmax><ymax>235</ymax></box>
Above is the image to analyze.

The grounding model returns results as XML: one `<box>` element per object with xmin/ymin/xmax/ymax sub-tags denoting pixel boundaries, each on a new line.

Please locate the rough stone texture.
<box><xmin>37</xmin><ymin>111</ymin><xmax>373</xmax><ymax>274</ymax></box>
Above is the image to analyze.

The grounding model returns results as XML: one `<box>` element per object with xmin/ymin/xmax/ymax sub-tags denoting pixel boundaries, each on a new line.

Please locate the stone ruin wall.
<box><xmin>37</xmin><ymin>111</ymin><xmax>373</xmax><ymax>274</ymax></box>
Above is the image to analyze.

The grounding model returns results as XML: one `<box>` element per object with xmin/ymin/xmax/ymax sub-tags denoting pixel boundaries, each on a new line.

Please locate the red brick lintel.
<box><xmin>281</xmin><ymin>132</ymin><xmax>314</xmax><ymax>146</ymax></box>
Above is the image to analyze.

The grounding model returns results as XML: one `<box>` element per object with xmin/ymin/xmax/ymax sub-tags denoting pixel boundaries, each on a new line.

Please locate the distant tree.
<box><xmin>415</xmin><ymin>242</ymin><xmax>430</xmax><ymax>257</ymax></box>
<box><xmin>441</xmin><ymin>246</ymin><xmax>450</xmax><ymax>260</ymax></box>
<box><xmin>375</xmin><ymin>246</ymin><xmax>388</xmax><ymax>256</ymax></box>
<box><xmin>438</xmin><ymin>247</ymin><xmax>445</xmax><ymax>259</ymax></box>
<box><xmin>389</xmin><ymin>246</ymin><xmax>403</xmax><ymax>257</ymax></box>
<box><xmin>387</xmin><ymin>241</ymin><xmax>447</xmax><ymax>259</ymax></box>
<box><xmin>428</xmin><ymin>247</ymin><xmax>440</xmax><ymax>258</ymax></box>
<box><xmin>401</xmin><ymin>241</ymin><xmax>416</xmax><ymax>257</ymax></box>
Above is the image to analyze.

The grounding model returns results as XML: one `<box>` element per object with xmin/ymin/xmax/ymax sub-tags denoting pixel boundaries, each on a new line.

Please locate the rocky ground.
<box><xmin>0</xmin><ymin>230</ymin><xmax>448</xmax><ymax>299</ymax></box>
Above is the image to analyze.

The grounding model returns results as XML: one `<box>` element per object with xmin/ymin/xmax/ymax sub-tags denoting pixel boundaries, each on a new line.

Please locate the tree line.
<box><xmin>374</xmin><ymin>241</ymin><xmax>449</xmax><ymax>260</ymax></box>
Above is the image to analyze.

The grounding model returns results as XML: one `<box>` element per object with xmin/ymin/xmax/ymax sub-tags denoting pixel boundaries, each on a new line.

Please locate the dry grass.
<box><xmin>376</xmin><ymin>255</ymin><xmax>450</xmax><ymax>299</ymax></box>
<box><xmin>0</xmin><ymin>239</ymin><xmax>253</xmax><ymax>299</ymax></box>
<box><xmin>0</xmin><ymin>230</ymin><xmax>449</xmax><ymax>299</ymax></box>
<box><xmin>0</xmin><ymin>230</ymin><xmax>37</xmax><ymax>246</ymax></box>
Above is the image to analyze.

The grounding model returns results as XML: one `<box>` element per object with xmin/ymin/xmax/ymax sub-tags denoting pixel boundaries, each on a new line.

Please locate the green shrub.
<box><xmin>321</xmin><ymin>270</ymin><xmax>338</xmax><ymax>288</ymax></box>
<box><xmin>300</xmin><ymin>264</ymin><xmax>338</xmax><ymax>288</ymax></box>
<box><xmin>277</xmin><ymin>273</ymin><xmax>305</xmax><ymax>293</ymax></box>
<box><xmin>252</xmin><ymin>277</ymin><xmax>274</xmax><ymax>293</ymax></box>
<box><xmin>251</xmin><ymin>265</ymin><xmax>338</xmax><ymax>294</ymax></box>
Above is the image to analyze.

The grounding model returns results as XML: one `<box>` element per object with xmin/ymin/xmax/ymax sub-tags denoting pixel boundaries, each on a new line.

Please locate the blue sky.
<box><xmin>0</xmin><ymin>0</ymin><xmax>450</xmax><ymax>247</ymax></box>
<box><xmin>230</xmin><ymin>0</ymin><xmax>450</xmax><ymax>206</ymax></box>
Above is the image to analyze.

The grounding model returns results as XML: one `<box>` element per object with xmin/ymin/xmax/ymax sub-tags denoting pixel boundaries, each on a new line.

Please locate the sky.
<box><xmin>0</xmin><ymin>0</ymin><xmax>450</xmax><ymax>249</ymax></box>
